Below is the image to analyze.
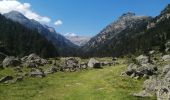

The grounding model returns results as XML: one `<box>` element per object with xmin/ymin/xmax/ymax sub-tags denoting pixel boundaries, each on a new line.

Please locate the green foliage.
<box><xmin>0</xmin><ymin>14</ymin><xmax>58</xmax><ymax>58</ymax></box>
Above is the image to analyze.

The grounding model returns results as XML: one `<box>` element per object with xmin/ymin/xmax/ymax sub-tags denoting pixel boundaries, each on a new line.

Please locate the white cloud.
<box><xmin>0</xmin><ymin>0</ymin><xmax>51</xmax><ymax>23</ymax></box>
<box><xmin>54</xmin><ymin>20</ymin><xmax>63</xmax><ymax>26</ymax></box>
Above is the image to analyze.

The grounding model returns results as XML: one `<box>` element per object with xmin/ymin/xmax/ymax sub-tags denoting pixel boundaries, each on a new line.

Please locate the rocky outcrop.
<box><xmin>122</xmin><ymin>55</ymin><xmax>157</xmax><ymax>79</ymax></box>
<box><xmin>2</xmin><ymin>56</ymin><xmax>21</xmax><ymax>68</ymax></box>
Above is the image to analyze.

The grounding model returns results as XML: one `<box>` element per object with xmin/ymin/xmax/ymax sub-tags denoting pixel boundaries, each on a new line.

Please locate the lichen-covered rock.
<box><xmin>45</xmin><ymin>66</ymin><xmax>59</xmax><ymax>74</ymax></box>
<box><xmin>162</xmin><ymin>64</ymin><xmax>170</xmax><ymax>76</ymax></box>
<box><xmin>157</xmin><ymin>86</ymin><xmax>170</xmax><ymax>100</ymax></box>
<box><xmin>162</xmin><ymin>55</ymin><xmax>170</xmax><ymax>62</ymax></box>
<box><xmin>123</xmin><ymin>63</ymin><xmax>157</xmax><ymax>78</ymax></box>
<box><xmin>29</xmin><ymin>68</ymin><xmax>45</xmax><ymax>78</ymax></box>
<box><xmin>88</xmin><ymin>58</ymin><xmax>101</xmax><ymax>68</ymax></box>
<box><xmin>2</xmin><ymin>56</ymin><xmax>21</xmax><ymax>67</ymax></box>
<box><xmin>136</xmin><ymin>55</ymin><xmax>149</xmax><ymax>64</ymax></box>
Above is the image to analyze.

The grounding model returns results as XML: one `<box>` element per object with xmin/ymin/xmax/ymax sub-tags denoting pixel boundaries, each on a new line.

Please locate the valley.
<box><xmin>0</xmin><ymin>1</ymin><xmax>170</xmax><ymax>100</ymax></box>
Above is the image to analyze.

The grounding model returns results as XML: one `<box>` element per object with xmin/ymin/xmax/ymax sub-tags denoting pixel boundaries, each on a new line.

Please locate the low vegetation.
<box><xmin>0</xmin><ymin>58</ymin><xmax>156</xmax><ymax>100</ymax></box>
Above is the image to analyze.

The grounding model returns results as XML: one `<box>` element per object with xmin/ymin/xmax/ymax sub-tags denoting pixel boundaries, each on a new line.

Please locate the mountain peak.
<box><xmin>5</xmin><ymin>11</ymin><xmax>26</xmax><ymax>19</ymax></box>
<box><xmin>161</xmin><ymin>4</ymin><xmax>170</xmax><ymax>15</ymax></box>
<box><xmin>119</xmin><ymin>12</ymin><xmax>136</xmax><ymax>19</ymax></box>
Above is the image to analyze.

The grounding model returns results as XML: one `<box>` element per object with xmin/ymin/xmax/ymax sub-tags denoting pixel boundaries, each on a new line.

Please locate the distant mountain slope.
<box><xmin>65</xmin><ymin>33</ymin><xmax>90</xmax><ymax>46</ymax></box>
<box><xmin>4</xmin><ymin>11</ymin><xmax>78</xmax><ymax>56</ymax></box>
<box><xmin>82</xmin><ymin>12</ymin><xmax>152</xmax><ymax>57</ymax></box>
<box><xmin>82</xmin><ymin>4</ymin><xmax>170</xmax><ymax>57</ymax></box>
<box><xmin>0</xmin><ymin>14</ymin><xmax>58</xmax><ymax>58</ymax></box>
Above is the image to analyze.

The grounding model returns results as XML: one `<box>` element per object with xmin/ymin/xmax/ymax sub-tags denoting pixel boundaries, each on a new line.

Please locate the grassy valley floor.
<box><xmin>0</xmin><ymin>62</ymin><xmax>156</xmax><ymax>100</ymax></box>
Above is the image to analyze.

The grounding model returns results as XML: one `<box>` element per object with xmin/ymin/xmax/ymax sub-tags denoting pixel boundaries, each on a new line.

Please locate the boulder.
<box><xmin>162</xmin><ymin>64</ymin><xmax>170</xmax><ymax>76</ymax></box>
<box><xmin>157</xmin><ymin>86</ymin><xmax>170</xmax><ymax>100</ymax></box>
<box><xmin>2</xmin><ymin>56</ymin><xmax>21</xmax><ymax>67</ymax></box>
<box><xmin>25</xmin><ymin>62</ymin><xmax>38</xmax><ymax>68</ymax></box>
<box><xmin>24</xmin><ymin>53</ymin><xmax>48</xmax><ymax>66</ymax></box>
<box><xmin>13</xmin><ymin>66</ymin><xmax>23</xmax><ymax>73</ymax></box>
<box><xmin>124</xmin><ymin>63</ymin><xmax>157</xmax><ymax>78</ymax></box>
<box><xmin>61</xmin><ymin>58</ymin><xmax>80</xmax><ymax>72</ymax></box>
<box><xmin>88</xmin><ymin>58</ymin><xmax>102</xmax><ymax>68</ymax></box>
<box><xmin>80</xmin><ymin>62</ymin><xmax>88</xmax><ymax>69</ymax></box>
<box><xmin>0</xmin><ymin>76</ymin><xmax>13</xmax><ymax>83</ymax></box>
<box><xmin>162</xmin><ymin>55</ymin><xmax>170</xmax><ymax>62</ymax></box>
<box><xmin>164</xmin><ymin>71</ymin><xmax>170</xmax><ymax>82</ymax></box>
<box><xmin>143</xmin><ymin>77</ymin><xmax>160</xmax><ymax>93</ymax></box>
<box><xmin>136</xmin><ymin>55</ymin><xmax>149</xmax><ymax>64</ymax></box>
<box><xmin>65</xmin><ymin>57</ymin><xmax>79</xmax><ymax>68</ymax></box>
<box><xmin>45</xmin><ymin>66</ymin><xmax>59</xmax><ymax>74</ymax></box>
<box><xmin>29</xmin><ymin>68</ymin><xmax>45</xmax><ymax>78</ymax></box>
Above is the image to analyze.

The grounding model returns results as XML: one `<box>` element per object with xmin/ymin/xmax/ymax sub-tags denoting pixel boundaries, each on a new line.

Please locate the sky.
<box><xmin>0</xmin><ymin>0</ymin><xmax>170</xmax><ymax>37</ymax></box>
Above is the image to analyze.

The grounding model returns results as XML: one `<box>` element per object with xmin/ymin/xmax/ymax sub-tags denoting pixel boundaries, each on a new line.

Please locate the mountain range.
<box><xmin>0</xmin><ymin>4</ymin><xmax>170</xmax><ymax>58</ymax></box>
<box><xmin>81</xmin><ymin>4</ymin><xmax>170</xmax><ymax>57</ymax></box>
<box><xmin>4</xmin><ymin>11</ymin><xmax>77</xmax><ymax>56</ymax></box>
<box><xmin>64</xmin><ymin>33</ymin><xmax>90</xmax><ymax>46</ymax></box>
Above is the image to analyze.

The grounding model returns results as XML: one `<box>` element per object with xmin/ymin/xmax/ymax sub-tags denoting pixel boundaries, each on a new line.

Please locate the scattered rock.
<box><xmin>80</xmin><ymin>62</ymin><xmax>88</xmax><ymax>69</ymax></box>
<box><xmin>0</xmin><ymin>76</ymin><xmax>13</xmax><ymax>83</ymax></box>
<box><xmin>25</xmin><ymin>62</ymin><xmax>38</xmax><ymax>68</ymax></box>
<box><xmin>23</xmin><ymin>53</ymin><xmax>48</xmax><ymax>66</ymax></box>
<box><xmin>143</xmin><ymin>77</ymin><xmax>160</xmax><ymax>93</ymax></box>
<box><xmin>65</xmin><ymin>57</ymin><xmax>79</xmax><ymax>68</ymax></box>
<box><xmin>2</xmin><ymin>56</ymin><xmax>21</xmax><ymax>67</ymax></box>
<box><xmin>29</xmin><ymin>68</ymin><xmax>45</xmax><ymax>78</ymax></box>
<box><xmin>133</xmin><ymin>90</ymin><xmax>153</xmax><ymax>97</ymax></box>
<box><xmin>123</xmin><ymin>63</ymin><xmax>157</xmax><ymax>79</ymax></box>
<box><xmin>162</xmin><ymin>55</ymin><xmax>170</xmax><ymax>62</ymax></box>
<box><xmin>88</xmin><ymin>58</ymin><xmax>102</xmax><ymax>68</ymax></box>
<box><xmin>157</xmin><ymin>86</ymin><xmax>170</xmax><ymax>100</ymax></box>
<box><xmin>136</xmin><ymin>55</ymin><xmax>149</xmax><ymax>64</ymax></box>
<box><xmin>45</xmin><ymin>66</ymin><xmax>59</xmax><ymax>74</ymax></box>
<box><xmin>162</xmin><ymin>64</ymin><xmax>170</xmax><ymax>76</ymax></box>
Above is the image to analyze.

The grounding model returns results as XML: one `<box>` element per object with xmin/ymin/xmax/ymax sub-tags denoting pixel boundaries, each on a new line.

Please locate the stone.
<box><xmin>157</xmin><ymin>86</ymin><xmax>170</xmax><ymax>100</ymax></box>
<box><xmin>24</xmin><ymin>53</ymin><xmax>48</xmax><ymax>66</ymax></box>
<box><xmin>124</xmin><ymin>63</ymin><xmax>157</xmax><ymax>78</ymax></box>
<box><xmin>162</xmin><ymin>64</ymin><xmax>170</xmax><ymax>76</ymax></box>
<box><xmin>45</xmin><ymin>66</ymin><xmax>58</xmax><ymax>74</ymax></box>
<box><xmin>88</xmin><ymin>58</ymin><xmax>101</xmax><ymax>68</ymax></box>
<box><xmin>136</xmin><ymin>55</ymin><xmax>149</xmax><ymax>64</ymax></box>
<box><xmin>80</xmin><ymin>62</ymin><xmax>88</xmax><ymax>69</ymax></box>
<box><xmin>25</xmin><ymin>62</ymin><xmax>38</xmax><ymax>68</ymax></box>
<box><xmin>93</xmin><ymin>63</ymin><xmax>102</xmax><ymax>68</ymax></box>
<box><xmin>65</xmin><ymin>57</ymin><xmax>79</xmax><ymax>68</ymax></box>
<box><xmin>133</xmin><ymin>90</ymin><xmax>153</xmax><ymax>97</ymax></box>
<box><xmin>143</xmin><ymin>78</ymin><xmax>160</xmax><ymax>93</ymax></box>
<box><xmin>162</xmin><ymin>55</ymin><xmax>170</xmax><ymax>62</ymax></box>
<box><xmin>0</xmin><ymin>76</ymin><xmax>13</xmax><ymax>83</ymax></box>
<box><xmin>29</xmin><ymin>68</ymin><xmax>45</xmax><ymax>78</ymax></box>
<box><xmin>2</xmin><ymin>56</ymin><xmax>21</xmax><ymax>67</ymax></box>
<box><xmin>149</xmin><ymin>50</ymin><xmax>155</xmax><ymax>55</ymax></box>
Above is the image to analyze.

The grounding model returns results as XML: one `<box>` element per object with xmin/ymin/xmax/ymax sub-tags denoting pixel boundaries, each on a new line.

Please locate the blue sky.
<box><xmin>17</xmin><ymin>0</ymin><xmax>170</xmax><ymax>36</ymax></box>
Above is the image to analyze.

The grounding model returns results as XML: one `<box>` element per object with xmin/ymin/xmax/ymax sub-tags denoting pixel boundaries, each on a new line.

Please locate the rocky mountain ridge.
<box><xmin>4</xmin><ymin>11</ymin><xmax>78</xmax><ymax>56</ymax></box>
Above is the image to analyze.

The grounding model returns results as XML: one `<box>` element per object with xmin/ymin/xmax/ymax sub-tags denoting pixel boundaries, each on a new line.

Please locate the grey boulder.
<box><xmin>2</xmin><ymin>56</ymin><xmax>21</xmax><ymax>67</ymax></box>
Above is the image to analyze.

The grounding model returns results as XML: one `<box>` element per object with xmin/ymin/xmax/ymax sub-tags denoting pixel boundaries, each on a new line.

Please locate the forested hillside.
<box><xmin>0</xmin><ymin>14</ymin><xmax>58</xmax><ymax>58</ymax></box>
